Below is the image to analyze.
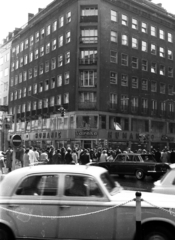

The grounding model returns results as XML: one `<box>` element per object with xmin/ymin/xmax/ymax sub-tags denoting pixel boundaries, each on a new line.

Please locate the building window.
<box><xmin>64</xmin><ymin>93</ymin><xmax>69</xmax><ymax>104</ymax></box>
<box><xmin>18</xmin><ymin>89</ymin><xmax>22</xmax><ymax>99</ymax></box>
<box><xmin>151</xmin><ymin>63</ymin><xmax>157</xmax><ymax>73</ymax></box>
<box><xmin>110</xmin><ymin>51</ymin><xmax>117</xmax><ymax>63</ymax></box>
<box><xmin>66</xmin><ymin>31</ymin><xmax>71</xmax><ymax>43</ymax></box>
<box><xmin>111</xmin><ymin>10</ymin><xmax>117</xmax><ymax>22</ymax></box>
<box><xmin>132</xmin><ymin>18</ymin><xmax>138</xmax><ymax>30</ymax></box>
<box><xmin>131</xmin><ymin>57</ymin><xmax>138</xmax><ymax>68</ymax></box>
<box><xmin>23</xmin><ymin>87</ymin><xmax>26</xmax><ymax>97</ymax></box>
<box><xmin>142</xmin><ymin>79</ymin><xmax>148</xmax><ymax>90</ymax></box>
<box><xmin>41</xmin><ymin>28</ymin><xmax>45</xmax><ymax>39</ymax></box>
<box><xmin>35</xmin><ymin>49</ymin><xmax>39</xmax><ymax>59</ymax></box>
<box><xmin>50</xmin><ymin>96</ymin><xmax>55</xmax><ymax>107</ymax></box>
<box><xmin>66</xmin><ymin>11</ymin><xmax>71</xmax><ymax>23</ymax></box>
<box><xmin>160</xmin><ymin>83</ymin><xmax>166</xmax><ymax>94</ymax></box>
<box><xmin>159</xmin><ymin>29</ymin><xmax>165</xmax><ymax>40</ymax></box>
<box><xmin>64</xmin><ymin>51</ymin><xmax>70</xmax><ymax>65</ymax></box>
<box><xmin>10</xmin><ymin>92</ymin><xmax>13</xmax><ymax>101</ymax></box>
<box><xmin>51</xmin><ymin>58</ymin><xmax>56</xmax><ymax>69</ymax></box>
<box><xmin>80</xmin><ymin>70</ymin><xmax>96</xmax><ymax>87</ymax></box>
<box><xmin>121</xmin><ymin>74</ymin><xmax>128</xmax><ymax>86</ymax></box>
<box><xmin>52</xmin><ymin>39</ymin><xmax>57</xmax><ymax>51</ymax></box>
<box><xmin>20</xmin><ymin>57</ymin><xmax>23</xmax><ymax>67</ymax></box>
<box><xmin>38</xmin><ymin>100</ymin><xmax>42</xmax><ymax>109</ymax></box>
<box><xmin>46</xmin><ymin>42</ymin><xmax>50</xmax><ymax>54</ymax></box>
<box><xmin>141</xmin><ymin>41</ymin><xmax>147</xmax><ymax>52</ymax></box>
<box><xmin>24</xmin><ymin>55</ymin><xmax>28</xmax><ymax>65</ymax></box>
<box><xmin>11</xmin><ymin>63</ymin><xmax>14</xmax><ymax>71</ymax></box>
<box><xmin>142</xmin><ymin>60</ymin><xmax>148</xmax><ymax>71</ymax></box>
<box><xmin>44</xmin><ymin>98</ymin><xmax>48</xmax><ymax>108</ymax></box>
<box><xmin>168</xmin><ymin>32</ymin><xmax>173</xmax><ymax>43</ymax></box>
<box><xmin>64</xmin><ymin>72</ymin><xmax>70</xmax><ymax>84</ymax></box>
<box><xmin>52</xmin><ymin>20</ymin><xmax>57</xmax><ymax>32</ymax></box>
<box><xmin>20</xmin><ymin>42</ymin><xmax>24</xmax><ymax>52</ymax></box>
<box><xmin>151</xmin><ymin>81</ymin><xmax>157</xmax><ymax>92</ymax></box>
<box><xmin>45</xmin><ymin>80</ymin><xmax>49</xmax><ymax>91</ymax></box>
<box><xmin>141</xmin><ymin>98</ymin><xmax>148</xmax><ymax>112</ymax></box>
<box><xmin>30</xmin><ymin>36</ymin><xmax>34</xmax><ymax>46</ymax></box>
<box><xmin>141</xmin><ymin>22</ymin><xmax>147</xmax><ymax>33</ymax></box>
<box><xmin>15</xmin><ymin>60</ymin><xmax>19</xmax><ymax>69</ymax></box>
<box><xmin>46</xmin><ymin>25</ymin><xmax>51</xmax><ymax>35</ymax></box>
<box><xmin>16</xmin><ymin>45</ymin><xmax>19</xmax><ymax>54</ymax></box>
<box><xmin>40</xmin><ymin>45</ymin><xmax>44</xmax><ymax>56</ymax></box>
<box><xmin>168</xmin><ymin>85</ymin><xmax>173</xmax><ymax>95</ymax></box>
<box><xmin>121</xmin><ymin>53</ymin><xmax>128</xmax><ymax>66</ymax></box>
<box><xmin>159</xmin><ymin>65</ymin><xmax>165</xmax><ymax>75</ymax></box>
<box><xmin>15</xmin><ymin>75</ymin><xmax>18</xmax><ymax>85</ymax></box>
<box><xmin>58</xmin><ymin>35</ymin><xmax>63</xmax><ymax>47</ymax></box>
<box><xmin>110</xmin><ymin>31</ymin><xmax>117</xmax><ymax>42</ymax></box>
<box><xmin>132</xmin><ymin>37</ymin><xmax>138</xmax><ymax>49</ymax></box>
<box><xmin>58</xmin><ymin>55</ymin><xmax>63</xmax><ymax>67</ymax></box>
<box><xmin>25</xmin><ymin>39</ymin><xmax>28</xmax><ymax>49</ymax></box>
<box><xmin>35</xmin><ymin>32</ymin><xmax>39</xmax><ymax>42</ymax></box>
<box><xmin>45</xmin><ymin>61</ymin><xmax>50</xmax><ymax>72</ymax></box>
<box><xmin>159</xmin><ymin>47</ymin><xmax>165</xmax><ymax>57</ymax></box>
<box><xmin>28</xmin><ymin>86</ymin><xmax>32</xmax><ymax>96</ymax></box>
<box><xmin>168</xmin><ymin>49</ymin><xmax>173</xmax><ymax>60</ymax></box>
<box><xmin>110</xmin><ymin>93</ymin><xmax>117</xmax><ymax>105</ymax></box>
<box><xmin>131</xmin><ymin>97</ymin><xmax>138</xmax><ymax>112</ymax></box>
<box><xmin>81</xmin><ymin>29</ymin><xmax>97</xmax><ymax>43</ymax></box>
<box><xmin>110</xmin><ymin>72</ymin><xmax>117</xmax><ymax>84</ymax></box>
<box><xmin>132</xmin><ymin>77</ymin><xmax>138</xmax><ymax>88</ymax></box>
<box><xmin>121</xmin><ymin>34</ymin><xmax>128</xmax><ymax>45</ymax></box>
<box><xmin>151</xmin><ymin>26</ymin><xmax>156</xmax><ymax>37</ymax></box>
<box><xmin>10</xmin><ymin>77</ymin><xmax>14</xmax><ymax>86</ymax></box>
<box><xmin>29</xmin><ymin>52</ymin><xmax>33</xmax><ymax>62</ymax></box>
<box><xmin>39</xmin><ymin>64</ymin><xmax>43</xmax><ymax>75</ymax></box>
<box><xmin>57</xmin><ymin>95</ymin><xmax>62</xmax><ymax>106</ymax></box>
<box><xmin>121</xmin><ymin>14</ymin><xmax>128</xmax><ymax>26</ymax></box>
<box><xmin>27</xmin><ymin>102</ymin><xmax>31</xmax><ymax>111</ymax></box>
<box><xmin>33</xmin><ymin>83</ymin><xmax>37</xmax><ymax>94</ymax></box>
<box><xmin>4</xmin><ymin>68</ymin><xmax>9</xmax><ymax>76</ymax></box>
<box><xmin>121</xmin><ymin>95</ymin><xmax>128</xmax><ymax>110</ymax></box>
<box><xmin>59</xmin><ymin>16</ymin><xmax>64</xmax><ymax>27</ymax></box>
<box><xmin>151</xmin><ymin>44</ymin><xmax>156</xmax><ymax>55</ymax></box>
<box><xmin>168</xmin><ymin>67</ymin><xmax>173</xmax><ymax>77</ymax></box>
<box><xmin>39</xmin><ymin>82</ymin><xmax>43</xmax><ymax>92</ymax></box>
<box><xmin>51</xmin><ymin>77</ymin><xmax>56</xmax><ymax>89</ymax></box>
<box><xmin>34</xmin><ymin>66</ymin><xmax>38</xmax><ymax>77</ymax></box>
<box><xmin>28</xmin><ymin>69</ymin><xmax>32</xmax><ymax>79</ymax></box>
<box><xmin>23</xmin><ymin>71</ymin><xmax>27</xmax><ymax>81</ymax></box>
<box><xmin>33</xmin><ymin>101</ymin><xmax>37</xmax><ymax>111</ymax></box>
<box><xmin>57</xmin><ymin>75</ymin><xmax>62</xmax><ymax>87</ymax></box>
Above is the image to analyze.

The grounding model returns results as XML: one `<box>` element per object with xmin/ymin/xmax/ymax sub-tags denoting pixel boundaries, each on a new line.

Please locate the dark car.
<box><xmin>90</xmin><ymin>153</ymin><xmax>170</xmax><ymax>180</ymax></box>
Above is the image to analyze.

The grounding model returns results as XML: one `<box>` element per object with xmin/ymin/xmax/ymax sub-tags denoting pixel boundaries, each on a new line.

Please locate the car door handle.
<box><xmin>8</xmin><ymin>205</ymin><xmax>19</xmax><ymax>208</ymax></box>
<box><xmin>60</xmin><ymin>205</ymin><xmax>70</xmax><ymax>209</ymax></box>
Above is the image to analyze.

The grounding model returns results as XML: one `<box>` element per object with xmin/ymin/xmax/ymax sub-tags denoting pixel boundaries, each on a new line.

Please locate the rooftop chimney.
<box><xmin>28</xmin><ymin>13</ymin><xmax>34</xmax><ymax>22</ymax></box>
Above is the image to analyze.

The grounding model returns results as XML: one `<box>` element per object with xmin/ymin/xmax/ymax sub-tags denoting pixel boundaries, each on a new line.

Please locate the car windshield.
<box><xmin>100</xmin><ymin>172</ymin><xmax>122</xmax><ymax>195</ymax></box>
<box><xmin>141</xmin><ymin>154</ymin><xmax>156</xmax><ymax>162</ymax></box>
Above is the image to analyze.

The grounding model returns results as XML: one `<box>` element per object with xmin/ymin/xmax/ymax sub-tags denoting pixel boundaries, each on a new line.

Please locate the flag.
<box><xmin>114</xmin><ymin>122</ymin><xmax>122</xmax><ymax>130</ymax></box>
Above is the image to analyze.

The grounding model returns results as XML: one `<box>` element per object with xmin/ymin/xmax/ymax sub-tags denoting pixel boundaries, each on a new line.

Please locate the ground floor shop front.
<box><xmin>8</xmin><ymin>129</ymin><xmax>175</xmax><ymax>151</ymax></box>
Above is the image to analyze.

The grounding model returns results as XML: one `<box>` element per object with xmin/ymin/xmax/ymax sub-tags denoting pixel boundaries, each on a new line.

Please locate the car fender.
<box><xmin>142</xmin><ymin>216</ymin><xmax>175</xmax><ymax>228</ymax></box>
<box><xmin>0</xmin><ymin>218</ymin><xmax>16</xmax><ymax>237</ymax></box>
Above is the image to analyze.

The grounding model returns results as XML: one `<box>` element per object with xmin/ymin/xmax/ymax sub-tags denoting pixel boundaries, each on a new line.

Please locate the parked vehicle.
<box><xmin>152</xmin><ymin>168</ymin><xmax>175</xmax><ymax>195</ymax></box>
<box><xmin>90</xmin><ymin>153</ymin><xmax>170</xmax><ymax>180</ymax></box>
<box><xmin>0</xmin><ymin>165</ymin><xmax>175</xmax><ymax>240</ymax></box>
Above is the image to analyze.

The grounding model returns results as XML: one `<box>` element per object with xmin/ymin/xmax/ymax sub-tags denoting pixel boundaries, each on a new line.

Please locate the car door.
<box><xmin>57</xmin><ymin>174</ymin><xmax>115</xmax><ymax>240</ymax></box>
<box><xmin>8</xmin><ymin>174</ymin><xmax>59</xmax><ymax>239</ymax></box>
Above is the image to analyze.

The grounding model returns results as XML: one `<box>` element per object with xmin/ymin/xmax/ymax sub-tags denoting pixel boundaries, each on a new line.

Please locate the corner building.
<box><xmin>8</xmin><ymin>0</ymin><xmax>175</xmax><ymax>151</ymax></box>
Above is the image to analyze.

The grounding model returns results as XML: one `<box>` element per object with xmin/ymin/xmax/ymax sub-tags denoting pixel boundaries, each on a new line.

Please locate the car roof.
<box><xmin>0</xmin><ymin>165</ymin><xmax>106</xmax><ymax>196</ymax></box>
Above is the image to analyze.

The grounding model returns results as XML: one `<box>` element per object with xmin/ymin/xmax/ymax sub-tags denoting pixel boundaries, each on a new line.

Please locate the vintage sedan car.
<box><xmin>0</xmin><ymin>165</ymin><xmax>175</xmax><ymax>240</ymax></box>
<box><xmin>152</xmin><ymin>168</ymin><xmax>175</xmax><ymax>195</ymax></box>
<box><xmin>90</xmin><ymin>153</ymin><xmax>170</xmax><ymax>180</ymax></box>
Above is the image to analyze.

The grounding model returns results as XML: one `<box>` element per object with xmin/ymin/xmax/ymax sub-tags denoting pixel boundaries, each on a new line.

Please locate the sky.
<box><xmin>0</xmin><ymin>0</ymin><xmax>175</xmax><ymax>45</ymax></box>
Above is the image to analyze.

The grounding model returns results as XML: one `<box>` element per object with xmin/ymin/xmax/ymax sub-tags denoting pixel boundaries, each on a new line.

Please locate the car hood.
<box><xmin>110</xmin><ymin>190</ymin><xmax>175</xmax><ymax>209</ymax></box>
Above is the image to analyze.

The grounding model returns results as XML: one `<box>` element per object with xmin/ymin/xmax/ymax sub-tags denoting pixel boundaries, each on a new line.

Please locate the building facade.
<box><xmin>8</xmin><ymin>0</ymin><xmax>175</xmax><ymax>151</ymax></box>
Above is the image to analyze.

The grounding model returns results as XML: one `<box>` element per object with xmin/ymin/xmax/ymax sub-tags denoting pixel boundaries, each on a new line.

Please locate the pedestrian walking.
<box><xmin>5</xmin><ymin>146</ymin><xmax>13</xmax><ymax>172</ymax></box>
<box><xmin>23</xmin><ymin>148</ymin><xmax>30</xmax><ymax>167</ymax></box>
<box><xmin>65</xmin><ymin>148</ymin><xmax>73</xmax><ymax>164</ymax></box>
<box><xmin>52</xmin><ymin>149</ymin><xmax>62</xmax><ymax>164</ymax></box>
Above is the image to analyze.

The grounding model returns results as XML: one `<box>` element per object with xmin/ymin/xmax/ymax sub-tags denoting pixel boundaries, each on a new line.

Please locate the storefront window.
<box><xmin>169</xmin><ymin>122</ymin><xmax>175</xmax><ymax>134</ymax></box>
<box><xmin>99</xmin><ymin>115</ymin><xmax>106</xmax><ymax>129</ymax></box>
<box><xmin>131</xmin><ymin>119</ymin><xmax>149</xmax><ymax>132</ymax></box>
<box><xmin>76</xmin><ymin>116</ymin><xmax>98</xmax><ymax>128</ymax></box>
<box><xmin>151</xmin><ymin>121</ymin><xmax>166</xmax><ymax>134</ymax></box>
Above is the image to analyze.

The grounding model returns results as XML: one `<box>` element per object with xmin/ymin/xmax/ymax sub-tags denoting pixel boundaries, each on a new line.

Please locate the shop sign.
<box><xmin>75</xmin><ymin>130</ymin><xmax>98</xmax><ymax>138</ymax></box>
<box><xmin>35</xmin><ymin>131</ymin><xmax>62</xmax><ymax>139</ymax></box>
<box><xmin>108</xmin><ymin>131</ymin><xmax>154</xmax><ymax>141</ymax></box>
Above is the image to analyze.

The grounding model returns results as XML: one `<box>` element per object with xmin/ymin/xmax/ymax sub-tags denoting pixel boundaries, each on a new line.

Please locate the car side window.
<box><xmin>115</xmin><ymin>155</ymin><xmax>125</xmax><ymax>162</ymax></box>
<box><xmin>16</xmin><ymin>175</ymin><xmax>58</xmax><ymax>196</ymax></box>
<box><xmin>134</xmin><ymin>156</ymin><xmax>140</xmax><ymax>162</ymax></box>
<box><xmin>64</xmin><ymin>175</ymin><xmax>103</xmax><ymax>197</ymax></box>
<box><xmin>127</xmin><ymin>155</ymin><xmax>133</xmax><ymax>161</ymax></box>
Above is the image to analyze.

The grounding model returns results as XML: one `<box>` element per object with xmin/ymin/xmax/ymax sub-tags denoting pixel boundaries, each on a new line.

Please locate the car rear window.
<box><xmin>16</xmin><ymin>175</ymin><xmax>58</xmax><ymax>196</ymax></box>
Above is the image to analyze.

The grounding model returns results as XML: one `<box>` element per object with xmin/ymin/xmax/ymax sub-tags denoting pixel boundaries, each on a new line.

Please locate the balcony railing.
<box><xmin>131</xmin><ymin>106</ymin><xmax>138</xmax><ymax>113</ymax></box>
<box><xmin>80</xmin><ymin>16</ymin><xmax>98</xmax><ymax>23</ymax></box>
<box><xmin>109</xmin><ymin>103</ymin><xmax>118</xmax><ymax>111</ymax></box>
<box><xmin>80</xmin><ymin>36</ymin><xmax>98</xmax><ymax>44</ymax></box>
<box><xmin>78</xmin><ymin>102</ymin><xmax>97</xmax><ymax>110</ymax></box>
<box><xmin>79</xmin><ymin>57</ymin><xmax>97</xmax><ymax>65</ymax></box>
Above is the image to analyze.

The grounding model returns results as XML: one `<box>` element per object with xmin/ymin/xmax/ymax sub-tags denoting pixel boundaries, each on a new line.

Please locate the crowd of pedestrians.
<box><xmin>1</xmin><ymin>144</ymin><xmax>175</xmax><ymax>174</ymax></box>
